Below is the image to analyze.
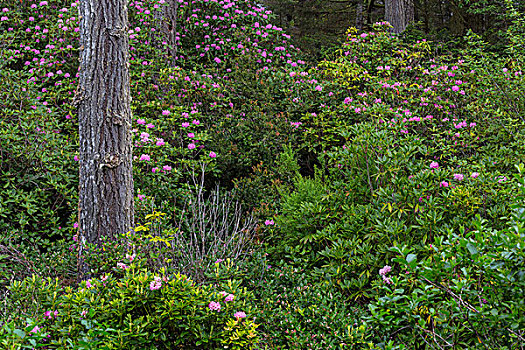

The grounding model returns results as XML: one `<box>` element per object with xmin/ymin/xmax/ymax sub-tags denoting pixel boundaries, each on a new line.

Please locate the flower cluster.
<box><xmin>379</xmin><ymin>265</ymin><xmax>392</xmax><ymax>284</ymax></box>
<box><xmin>453</xmin><ymin>173</ymin><xmax>464</xmax><ymax>181</ymax></box>
<box><xmin>44</xmin><ymin>310</ymin><xmax>58</xmax><ymax>319</ymax></box>
<box><xmin>234</xmin><ymin>311</ymin><xmax>247</xmax><ymax>319</ymax></box>
<box><xmin>116</xmin><ymin>262</ymin><xmax>129</xmax><ymax>270</ymax></box>
<box><xmin>219</xmin><ymin>291</ymin><xmax>235</xmax><ymax>302</ymax></box>
<box><xmin>209</xmin><ymin>301</ymin><xmax>221</xmax><ymax>311</ymax></box>
<box><xmin>150</xmin><ymin>276</ymin><xmax>162</xmax><ymax>291</ymax></box>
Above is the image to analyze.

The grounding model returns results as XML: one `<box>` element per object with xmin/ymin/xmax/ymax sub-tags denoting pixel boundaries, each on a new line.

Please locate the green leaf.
<box><xmin>466</xmin><ymin>243</ymin><xmax>478</xmax><ymax>255</ymax></box>
<box><xmin>14</xmin><ymin>329</ymin><xmax>26</xmax><ymax>339</ymax></box>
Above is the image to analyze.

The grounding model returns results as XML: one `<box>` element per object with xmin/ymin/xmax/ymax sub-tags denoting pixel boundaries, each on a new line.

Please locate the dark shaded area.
<box><xmin>262</xmin><ymin>0</ymin><xmax>525</xmax><ymax>55</ymax></box>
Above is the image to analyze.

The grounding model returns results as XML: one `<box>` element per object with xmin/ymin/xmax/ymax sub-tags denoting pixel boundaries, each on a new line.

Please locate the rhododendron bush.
<box><xmin>1</xmin><ymin>0</ymin><xmax>524</xmax><ymax>348</ymax></box>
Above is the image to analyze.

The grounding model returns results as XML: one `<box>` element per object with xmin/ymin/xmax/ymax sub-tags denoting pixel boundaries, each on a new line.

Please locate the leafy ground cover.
<box><xmin>0</xmin><ymin>0</ymin><xmax>524</xmax><ymax>348</ymax></box>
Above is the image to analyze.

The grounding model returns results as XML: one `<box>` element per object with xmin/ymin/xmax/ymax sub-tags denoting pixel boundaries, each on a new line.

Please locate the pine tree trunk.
<box><xmin>356</xmin><ymin>0</ymin><xmax>364</xmax><ymax>29</ymax></box>
<box><xmin>385</xmin><ymin>0</ymin><xmax>414</xmax><ymax>33</ymax></box>
<box><xmin>78</xmin><ymin>0</ymin><xmax>134</xmax><ymax>275</ymax></box>
<box><xmin>152</xmin><ymin>0</ymin><xmax>178</xmax><ymax>64</ymax></box>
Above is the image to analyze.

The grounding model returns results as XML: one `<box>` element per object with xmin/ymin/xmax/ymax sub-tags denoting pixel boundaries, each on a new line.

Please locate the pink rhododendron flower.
<box><xmin>117</xmin><ymin>262</ymin><xmax>128</xmax><ymax>269</ymax></box>
<box><xmin>453</xmin><ymin>173</ymin><xmax>464</xmax><ymax>181</ymax></box>
<box><xmin>379</xmin><ymin>265</ymin><xmax>393</xmax><ymax>284</ymax></box>
<box><xmin>140</xmin><ymin>132</ymin><xmax>150</xmax><ymax>142</ymax></box>
<box><xmin>430</xmin><ymin>161</ymin><xmax>439</xmax><ymax>169</ymax></box>
<box><xmin>234</xmin><ymin>311</ymin><xmax>246</xmax><ymax>319</ymax></box>
<box><xmin>150</xmin><ymin>276</ymin><xmax>162</xmax><ymax>291</ymax></box>
<box><xmin>209</xmin><ymin>151</ymin><xmax>217</xmax><ymax>158</ymax></box>
<box><xmin>471</xmin><ymin>172</ymin><xmax>479</xmax><ymax>178</ymax></box>
<box><xmin>379</xmin><ymin>265</ymin><xmax>392</xmax><ymax>276</ymax></box>
<box><xmin>209</xmin><ymin>301</ymin><xmax>221</xmax><ymax>311</ymax></box>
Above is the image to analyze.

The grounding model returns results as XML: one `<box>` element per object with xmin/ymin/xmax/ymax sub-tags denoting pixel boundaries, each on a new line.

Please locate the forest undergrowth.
<box><xmin>0</xmin><ymin>0</ymin><xmax>524</xmax><ymax>348</ymax></box>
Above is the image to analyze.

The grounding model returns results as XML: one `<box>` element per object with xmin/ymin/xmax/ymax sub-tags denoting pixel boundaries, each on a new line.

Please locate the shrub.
<box><xmin>80</xmin><ymin>182</ymin><xmax>257</xmax><ymax>284</ymax></box>
<box><xmin>3</xmin><ymin>262</ymin><xmax>259</xmax><ymax>349</ymax></box>
<box><xmin>366</xmin><ymin>164</ymin><xmax>525</xmax><ymax>349</ymax></box>
<box><xmin>207</xmin><ymin>254</ymin><xmax>374</xmax><ymax>350</ymax></box>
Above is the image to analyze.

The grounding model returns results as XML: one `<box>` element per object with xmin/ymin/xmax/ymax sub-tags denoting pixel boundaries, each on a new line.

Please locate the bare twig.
<box><xmin>165</xmin><ymin>165</ymin><xmax>257</xmax><ymax>282</ymax></box>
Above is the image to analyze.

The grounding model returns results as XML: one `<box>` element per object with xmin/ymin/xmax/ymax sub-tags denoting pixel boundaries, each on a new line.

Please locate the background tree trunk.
<box><xmin>385</xmin><ymin>0</ymin><xmax>414</xmax><ymax>33</ymax></box>
<box><xmin>78</xmin><ymin>0</ymin><xmax>134</xmax><ymax>276</ymax></box>
<box><xmin>153</xmin><ymin>0</ymin><xmax>179</xmax><ymax>65</ymax></box>
<box><xmin>356</xmin><ymin>0</ymin><xmax>365</xmax><ymax>29</ymax></box>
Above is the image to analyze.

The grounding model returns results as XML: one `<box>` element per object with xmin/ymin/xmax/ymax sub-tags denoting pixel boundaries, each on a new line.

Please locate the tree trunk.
<box><xmin>153</xmin><ymin>0</ymin><xmax>178</xmax><ymax>65</ymax></box>
<box><xmin>356</xmin><ymin>0</ymin><xmax>365</xmax><ymax>29</ymax></box>
<box><xmin>385</xmin><ymin>0</ymin><xmax>414</xmax><ymax>33</ymax></box>
<box><xmin>366</xmin><ymin>0</ymin><xmax>375</xmax><ymax>28</ymax></box>
<box><xmin>78</xmin><ymin>0</ymin><xmax>134</xmax><ymax>276</ymax></box>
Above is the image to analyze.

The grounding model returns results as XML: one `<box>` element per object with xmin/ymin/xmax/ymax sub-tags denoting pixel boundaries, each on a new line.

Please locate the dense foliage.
<box><xmin>1</xmin><ymin>0</ymin><xmax>524</xmax><ymax>348</ymax></box>
<box><xmin>263</xmin><ymin>0</ymin><xmax>525</xmax><ymax>55</ymax></box>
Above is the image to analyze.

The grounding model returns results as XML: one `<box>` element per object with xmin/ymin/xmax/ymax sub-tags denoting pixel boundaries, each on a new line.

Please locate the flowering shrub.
<box><xmin>0</xmin><ymin>319</ymin><xmax>50</xmax><ymax>350</ymax></box>
<box><xmin>79</xmin><ymin>196</ymin><xmax>256</xmax><ymax>284</ymax></box>
<box><xmin>0</xmin><ymin>0</ymin><xmax>306</xmax><ymax>258</ymax></box>
<box><xmin>366</xmin><ymin>165</ymin><xmax>525</xmax><ymax>348</ymax></box>
<box><xmin>264</xmin><ymin>19</ymin><xmax>524</xmax><ymax>305</ymax></box>
<box><xmin>3</xmin><ymin>263</ymin><xmax>258</xmax><ymax>349</ymax></box>
<box><xmin>203</xmin><ymin>252</ymin><xmax>372</xmax><ymax>349</ymax></box>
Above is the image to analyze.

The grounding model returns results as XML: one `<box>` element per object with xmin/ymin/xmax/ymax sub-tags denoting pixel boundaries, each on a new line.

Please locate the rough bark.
<box><xmin>78</xmin><ymin>0</ymin><xmax>134</xmax><ymax>275</ymax></box>
<box><xmin>153</xmin><ymin>0</ymin><xmax>178</xmax><ymax>65</ymax></box>
<box><xmin>385</xmin><ymin>0</ymin><xmax>414</xmax><ymax>33</ymax></box>
<box><xmin>356</xmin><ymin>0</ymin><xmax>365</xmax><ymax>29</ymax></box>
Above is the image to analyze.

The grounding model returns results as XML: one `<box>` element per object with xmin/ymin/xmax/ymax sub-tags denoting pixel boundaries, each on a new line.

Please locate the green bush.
<box><xmin>206</xmin><ymin>253</ymin><xmax>374</xmax><ymax>349</ymax></box>
<box><xmin>3</xmin><ymin>262</ymin><xmax>259</xmax><ymax>349</ymax></box>
<box><xmin>365</xmin><ymin>164</ymin><xmax>525</xmax><ymax>349</ymax></box>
